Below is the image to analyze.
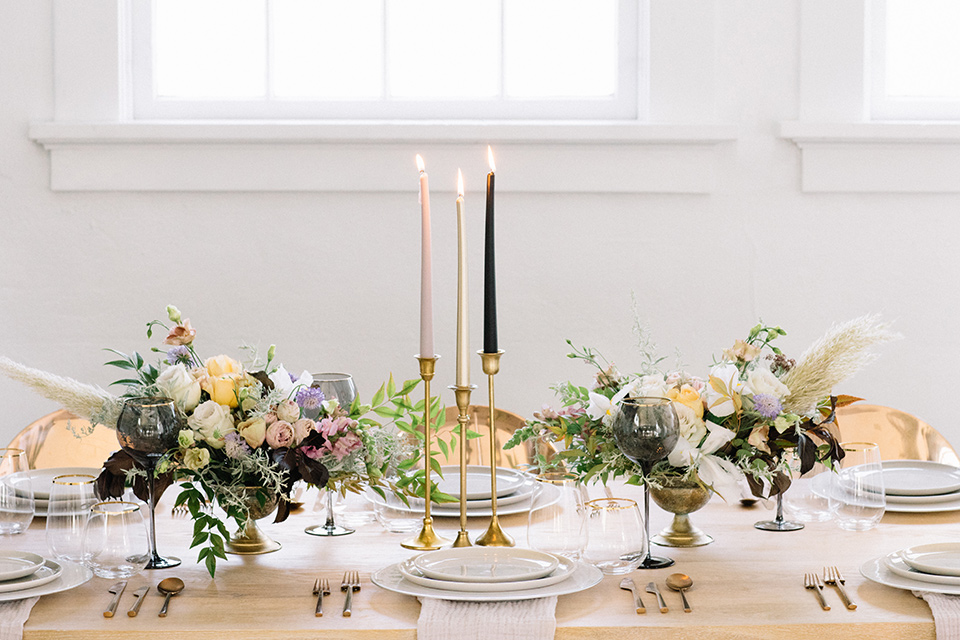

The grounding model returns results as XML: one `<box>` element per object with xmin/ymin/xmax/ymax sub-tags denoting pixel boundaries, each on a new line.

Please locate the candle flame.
<box><xmin>487</xmin><ymin>146</ymin><xmax>495</xmax><ymax>173</ymax></box>
<box><xmin>416</xmin><ymin>154</ymin><xmax>425</xmax><ymax>173</ymax></box>
<box><xmin>457</xmin><ymin>169</ymin><xmax>464</xmax><ymax>198</ymax></box>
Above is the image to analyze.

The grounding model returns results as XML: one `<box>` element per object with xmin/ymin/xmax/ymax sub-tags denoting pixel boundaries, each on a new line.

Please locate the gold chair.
<box><xmin>7</xmin><ymin>409</ymin><xmax>118</xmax><ymax>469</ymax></box>
<box><xmin>835</xmin><ymin>404</ymin><xmax>959</xmax><ymax>465</ymax></box>
<box><xmin>436</xmin><ymin>405</ymin><xmax>531</xmax><ymax>469</ymax></box>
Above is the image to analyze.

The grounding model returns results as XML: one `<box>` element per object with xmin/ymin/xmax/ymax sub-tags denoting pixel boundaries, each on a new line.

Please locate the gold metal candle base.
<box><xmin>450</xmin><ymin>384</ymin><xmax>477</xmax><ymax>548</ymax></box>
<box><xmin>401</xmin><ymin>355</ymin><xmax>451</xmax><ymax>551</ymax></box>
<box><xmin>476</xmin><ymin>350</ymin><xmax>514</xmax><ymax>548</ymax></box>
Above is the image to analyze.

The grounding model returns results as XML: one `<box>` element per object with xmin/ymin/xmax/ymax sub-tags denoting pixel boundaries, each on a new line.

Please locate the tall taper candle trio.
<box><xmin>402</xmin><ymin>147</ymin><xmax>511</xmax><ymax>551</ymax></box>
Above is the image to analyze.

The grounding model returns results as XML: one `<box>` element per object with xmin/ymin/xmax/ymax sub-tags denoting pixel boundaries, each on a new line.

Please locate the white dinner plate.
<box><xmin>436</xmin><ymin>466</ymin><xmax>526</xmax><ymax>501</ymax></box>
<box><xmin>413</xmin><ymin>548</ymin><xmax>559</xmax><ymax>583</ymax></box>
<box><xmin>366</xmin><ymin>480</ymin><xmax>561</xmax><ymax>519</ymax></box>
<box><xmin>400</xmin><ymin>478</ymin><xmax>535</xmax><ymax>511</ymax></box>
<box><xmin>899</xmin><ymin>543</ymin><xmax>960</xmax><ymax>576</ymax></box>
<box><xmin>874</xmin><ymin>461</ymin><xmax>960</xmax><ymax>497</ymax></box>
<box><xmin>0</xmin><ymin>551</ymin><xmax>44</xmax><ymax>581</ymax></box>
<box><xmin>0</xmin><ymin>560</ymin><xmax>62</xmax><ymax>594</ymax></box>
<box><xmin>2</xmin><ymin>467</ymin><xmax>101</xmax><ymax>500</ymax></box>
<box><xmin>0</xmin><ymin>560</ymin><xmax>91</xmax><ymax>602</ymax></box>
<box><xmin>884</xmin><ymin>489</ymin><xmax>960</xmax><ymax>505</ymax></box>
<box><xmin>884</xmin><ymin>552</ymin><xmax>960</xmax><ymax>586</ymax></box>
<box><xmin>373</xmin><ymin>560</ymin><xmax>602</xmax><ymax>602</ymax></box>
<box><xmin>398</xmin><ymin>555</ymin><xmax>577</xmax><ymax>592</ymax></box>
<box><xmin>861</xmin><ymin>555</ymin><xmax>960</xmax><ymax>595</ymax></box>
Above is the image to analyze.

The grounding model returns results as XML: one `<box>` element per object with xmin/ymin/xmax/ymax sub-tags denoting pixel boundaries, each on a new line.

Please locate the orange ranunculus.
<box><xmin>205</xmin><ymin>354</ymin><xmax>242</xmax><ymax>377</ymax></box>
<box><xmin>666</xmin><ymin>384</ymin><xmax>704</xmax><ymax>419</ymax></box>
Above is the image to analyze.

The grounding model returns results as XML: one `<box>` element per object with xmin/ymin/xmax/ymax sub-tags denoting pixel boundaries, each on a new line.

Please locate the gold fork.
<box><xmin>341</xmin><ymin>571</ymin><xmax>360</xmax><ymax>617</ymax></box>
<box><xmin>804</xmin><ymin>573</ymin><xmax>830</xmax><ymax>610</ymax></box>
<box><xmin>823</xmin><ymin>566</ymin><xmax>857</xmax><ymax>610</ymax></box>
<box><xmin>313</xmin><ymin>577</ymin><xmax>330</xmax><ymax>617</ymax></box>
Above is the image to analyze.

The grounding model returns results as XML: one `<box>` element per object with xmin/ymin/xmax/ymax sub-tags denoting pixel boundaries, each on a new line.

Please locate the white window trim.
<box><xmin>781</xmin><ymin>0</ymin><xmax>960</xmax><ymax>193</ymax></box>
<box><xmin>32</xmin><ymin>0</ymin><xmax>736</xmax><ymax>193</ymax></box>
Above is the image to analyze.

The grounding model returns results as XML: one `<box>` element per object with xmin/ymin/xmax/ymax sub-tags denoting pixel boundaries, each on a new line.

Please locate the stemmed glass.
<box><xmin>305</xmin><ymin>373</ymin><xmax>360</xmax><ymax>537</ymax></box>
<box><xmin>116</xmin><ymin>396</ymin><xmax>181</xmax><ymax>569</ymax></box>
<box><xmin>612</xmin><ymin>396</ymin><xmax>680</xmax><ymax>569</ymax></box>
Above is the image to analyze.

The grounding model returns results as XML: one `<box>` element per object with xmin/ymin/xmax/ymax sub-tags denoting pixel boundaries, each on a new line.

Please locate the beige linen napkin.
<box><xmin>0</xmin><ymin>597</ymin><xmax>39</xmax><ymax>640</ymax></box>
<box><xmin>418</xmin><ymin>596</ymin><xmax>558</xmax><ymax>640</ymax></box>
<box><xmin>915</xmin><ymin>592</ymin><xmax>960</xmax><ymax>640</ymax></box>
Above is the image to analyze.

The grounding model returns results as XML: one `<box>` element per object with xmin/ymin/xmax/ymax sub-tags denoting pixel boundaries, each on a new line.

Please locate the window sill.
<box><xmin>780</xmin><ymin>121</ymin><xmax>960</xmax><ymax>192</ymax></box>
<box><xmin>29</xmin><ymin>121</ymin><xmax>737</xmax><ymax>193</ymax></box>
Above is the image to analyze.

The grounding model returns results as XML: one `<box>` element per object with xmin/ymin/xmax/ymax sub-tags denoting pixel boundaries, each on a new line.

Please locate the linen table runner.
<box><xmin>418</xmin><ymin>596</ymin><xmax>558</xmax><ymax>640</ymax></box>
<box><xmin>0</xmin><ymin>597</ymin><xmax>39</xmax><ymax>640</ymax></box>
<box><xmin>916</xmin><ymin>592</ymin><xmax>960</xmax><ymax>640</ymax></box>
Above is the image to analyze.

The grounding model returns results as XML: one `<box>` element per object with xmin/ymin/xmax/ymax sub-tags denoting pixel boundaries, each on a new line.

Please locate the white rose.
<box><xmin>187</xmin><ymin>400</ymin><xmax>235</xmax><ymax>450</ymax></box>
<box><xmin>276</xmin><ymin>399</ymin><xmax>301</xmax><ymax>423</ymax></box>
<box><xmin>674</xmin><ymin>402</ymin><xmax>707</xmax><ymax>446</ymax></box>
<box><xmin>635</xmin><ymin>375</ymin><xmax>668</xmax><ymax>399</ymax></box>
<box><xmin>744</xmin><ymin>366</ymin><xmax>790</xmax><ymax>400</ymax></box>
<box><xmin>156</xmin><ymin>364</ymin><xmax>202</xmax><ymax>412</ymax></box>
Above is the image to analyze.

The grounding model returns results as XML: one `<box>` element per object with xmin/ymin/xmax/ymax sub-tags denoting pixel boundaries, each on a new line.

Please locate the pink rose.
<box><xmin>265</xmin><ymin>420</ymin><xmax>295</xmax><ymax>449</ymax></box>
<box><xmin>292</xmin><ymin>418</ymin><xmax>316</xmax><ymax>444</ymax></box>
<box><xmin>276</xmin><ymin>399</ymin><xmax>300</xmax><ymax>423</ymax></box>
<box><xmin>263</xmin><ymin>412</ymin><xmax>278</xmax><ymax>425</ymax></box>
<box><xmin>330</xmin><ymin>431</ymin><xmax>362</xmax><ymax>460</ymax></box>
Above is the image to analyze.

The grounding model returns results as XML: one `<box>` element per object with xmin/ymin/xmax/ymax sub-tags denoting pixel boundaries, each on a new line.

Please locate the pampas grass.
<box><xmin>781</xmin><ymin>315</ymin><xmax>899</xmax><ymax>416</ymax></box>
<box><xmin>0</xmin><ymin>356</ymin><xmax>122</xmax><ymax>428</ymax></box>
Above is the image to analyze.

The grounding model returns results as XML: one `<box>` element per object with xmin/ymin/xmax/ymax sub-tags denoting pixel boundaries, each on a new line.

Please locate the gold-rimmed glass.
<box><xmin>582</xmin><ymin>497</ymin><xmax>644</xmax><ymax>574</ymax></box>
<box><xmin>0</xmin><ymin>448</ymin><xmax>32</xmax><ymax>535</ymax></box>
<box><xmin>46</xmin><ymin>473</ymin><xmax>98</xmax><ymax>561</ymax></box>
<box><xmin>526</xmin><ymin>472</ymin><xmax>588</xmax><ymax>560</ymax></box>
<box><xmin>82</xmin><ymin>501</ymin><xmax>149</xmax><ymax>579</ymax></box>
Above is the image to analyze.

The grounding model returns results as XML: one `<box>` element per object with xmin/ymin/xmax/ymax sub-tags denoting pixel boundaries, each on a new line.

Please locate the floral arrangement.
<box><xmin>506</xmin><ymin>316</ymin><xmax>897</xmax><ymax>501</ymax></box>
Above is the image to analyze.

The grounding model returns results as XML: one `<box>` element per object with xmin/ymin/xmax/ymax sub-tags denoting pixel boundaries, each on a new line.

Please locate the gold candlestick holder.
<box><xmin>402</xmin><ymin>355</ymin><xmax>452</xmax><ymax>551</ymax></box>
<box><xmin>449</xmin><ymin>383</ymin><xmax>477</xmax><ymax>548</ymax></box>
<box><xmin>475</xmin><ymin>350</ymin><xmax>514</xmax><ymax>548</ymax></box>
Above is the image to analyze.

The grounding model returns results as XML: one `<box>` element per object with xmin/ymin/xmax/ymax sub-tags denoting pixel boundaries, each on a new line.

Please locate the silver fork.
<box><xmin>804</xmin><ymin>573</ymin><xmax>830</xmax><ymax>610</ymax></box>
<box><xmin>823</xmin><ymin>566</ymin><xmax>857</xmax><ymax>610</ymax></box>
<box><xmin>313</xmin><ymin>577</ymin><xmax>330</xmax><ymax>617</ymax></box>
<box><xmin>341</xmin><ymin>571</ymin><xmax>360</xmax><ymax>617</ymax></box>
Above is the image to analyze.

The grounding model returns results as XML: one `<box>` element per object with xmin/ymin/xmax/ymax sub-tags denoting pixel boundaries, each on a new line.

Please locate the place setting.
<box><xmin>873</xmin><ymin>460</ymin><xmax>960</xmax><ymax>513</ymax></box>
<box><xmin>862</xmin><ymin>543</ymin><xmax>960</xmax><ymax>595</ymax></box>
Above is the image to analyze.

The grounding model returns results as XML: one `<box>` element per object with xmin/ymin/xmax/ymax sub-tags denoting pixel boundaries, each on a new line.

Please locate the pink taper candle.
<box><xmin>416</xmin><ymin>154</ymin><xmax>434</xmax><ymax>358</ymax></box>
<box><xmin>455</xmin><ymin>169</ymin><xmax>469</xmax><ymax>387</ymax></box>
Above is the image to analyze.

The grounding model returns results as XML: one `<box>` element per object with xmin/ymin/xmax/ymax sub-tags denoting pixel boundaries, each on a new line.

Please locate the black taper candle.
<box><xmin>483</xmin><ymin>166</ymin><xmax>498</xmax><ymax>353</ymax></box>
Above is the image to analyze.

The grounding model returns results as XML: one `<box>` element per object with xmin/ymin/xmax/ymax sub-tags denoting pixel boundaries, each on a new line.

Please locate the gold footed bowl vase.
<box><xmin>226</xmin><ymin>488</ymin><xmax>282</xmax><ymax>555</ymax></box>
<box><xmin>648</xmin><ymin>477</ymin><xmax>714</xmax><ymax>547</ymax></box>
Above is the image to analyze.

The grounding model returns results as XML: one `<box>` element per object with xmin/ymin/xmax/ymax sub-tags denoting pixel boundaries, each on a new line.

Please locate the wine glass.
<box><xmin>116</xmin><ymin>396</ymin><xmax>181</xmax><ymax>569</ymax></box>
<box><xmin>305</xmin><ymin>373</ymin><xmax>361</xmax><ymax>537</ymax></box>
<box><xmin>611</xmin><ymin>396</ymin><xmax>680</xmax><ymax>569</ymax></box>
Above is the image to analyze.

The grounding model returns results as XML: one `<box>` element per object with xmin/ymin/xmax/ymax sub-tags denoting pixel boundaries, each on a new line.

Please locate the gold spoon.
<box><xmin>665</xmin><ymin>573</ymin><xmax>693</xmax><ymax>613</ymax></box>
<box><xmin>157</xmin><ymin>577</ymin><xmax>185</xmax><ymax>617</ymax></box>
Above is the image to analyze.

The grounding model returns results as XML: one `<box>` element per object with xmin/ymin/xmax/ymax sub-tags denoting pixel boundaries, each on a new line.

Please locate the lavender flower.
<box><xmin>296</xmin><ymin>386</ymin><xmax>325</xmax><ymax>411</ymax></box>
<box><xmin>224</xmin><ymin>432</ymin><xmax>252</xmax><ymax>459</ymax></box>
<box><xmin>752</xmin><ymin>393</ymin><xmax>783</xmax><ymax>420</ymax></box>
<box><xmin>166</xmin><ymin>346</ymin><xmax>192</xmax><ymax>366</ymax></box>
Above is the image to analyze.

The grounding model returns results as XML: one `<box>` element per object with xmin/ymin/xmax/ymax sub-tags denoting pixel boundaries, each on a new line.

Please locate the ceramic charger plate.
<box><xmin>1</xmin><ymin>467</ymin><xmax>101</xmax><ymax>500</ymax></box>
<box><xmin>412</xmin><ymin>547</ymin><xmax>559</xmax><ymax>583</ymax></box>
<box><xmin>0</xmin><ymin>561</ymin><xmax>92</xmax><ymax>603</ymax></box>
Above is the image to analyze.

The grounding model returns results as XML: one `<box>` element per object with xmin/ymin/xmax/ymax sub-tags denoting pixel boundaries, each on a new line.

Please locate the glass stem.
<box><xmin>644</xmin><ymin>484</ymin><xmax>652</xmax><ymax>563</ymax></box>
<box><xmin>147</xmin><ymin>469</ymin><xmax>160</xmax><ymax>562</ymax></box>
<box><xmin>775</xmin><ymin>491</ymin><xmax>785</xmax><ymax>524</ymax></box>
<box><xmin>324</xmin><ymin>490</ymin><xmax>336</xmax><ymax>533</ymax></box>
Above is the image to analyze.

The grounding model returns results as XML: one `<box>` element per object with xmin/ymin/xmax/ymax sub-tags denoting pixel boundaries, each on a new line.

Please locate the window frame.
<box><xmin>131</xmin><ymin>0</ymin><xmax>643</xmax><ymax>121</ymax></box>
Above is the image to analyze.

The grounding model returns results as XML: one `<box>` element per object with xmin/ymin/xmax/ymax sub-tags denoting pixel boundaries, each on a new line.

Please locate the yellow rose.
<box><xmin>667</xmin><ymin>384</ymin><xmax>704</xmax><ymax>419</ymax></box>
<box><xmin>237</xmin><ymin>417</ymin><xmax>266</xmax><ymax>449</ymax></box>
<box><xmin>205</xmin><ymin>354</ymin><xmax>242</xmax><ymax>377</ymax></box>
<box><xmin>204</xmin><ymin>374</ymin><xmax>240</xmax><ymax>408</ymax></box>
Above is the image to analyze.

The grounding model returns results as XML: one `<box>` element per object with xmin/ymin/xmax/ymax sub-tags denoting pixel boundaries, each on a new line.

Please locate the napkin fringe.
<box><xmin>0</xmin><ymin>597</ymin><xmax>40</xmax><ymax>640</ymax></box>
<box><xmin>417</xmin><ymin>596</ymin><xmax>558</xmax><ymax>640</ymax></box>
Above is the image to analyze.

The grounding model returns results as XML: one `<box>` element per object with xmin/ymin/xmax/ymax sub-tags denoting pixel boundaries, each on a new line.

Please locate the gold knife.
<box><xmin>103</xmin><ymin>581</ymin><xmax>127</xmax><ymax>618</ymax></box>
<box><xmin>127</xmin><ymin>586</ymin><xmax>149</xmax><ymax>617</ymax></box>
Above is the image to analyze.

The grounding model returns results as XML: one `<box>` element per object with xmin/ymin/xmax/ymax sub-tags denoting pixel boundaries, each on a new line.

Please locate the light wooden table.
<box><xmin>9</xmin><ymin>485</ymin><xmax>950</xmax><ymax>639</ymax></box>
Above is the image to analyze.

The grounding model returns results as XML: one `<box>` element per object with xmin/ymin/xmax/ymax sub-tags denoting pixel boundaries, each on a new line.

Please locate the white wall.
<box><xmin>1</xmin><ymin>1</ymin><xmax>957</xmax><ymax>449</ymax></box>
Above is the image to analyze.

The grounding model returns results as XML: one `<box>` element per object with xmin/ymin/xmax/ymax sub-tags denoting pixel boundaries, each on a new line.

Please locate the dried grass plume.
<box><xmin>0</xmin><ymin>356</ymin><xmax>122</xmax><ymax>428</ymax></box>
<box><xmin>781</xmin><ymin>315</ymin><xmax>899</xmax><ymax>415</ymax></box>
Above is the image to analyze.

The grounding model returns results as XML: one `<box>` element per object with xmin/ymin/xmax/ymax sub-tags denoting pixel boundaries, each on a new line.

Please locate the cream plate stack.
<box><xmin>0</xmin><ymin>551</ymin><xmax>92</xmax><ymax>602</ymax></box>
<box><xmin>367</xmin><ymin>466</ymin><xmax>562</xmax><ymax>518</ymax></box>
<box><xmin>372</xmin><ymin>547</ymin><xmax>603</xmax><ymax>601</ymax></box>
<box><xmin>0</xmin><ymin>467</ymin><xmax>102</xmax><ymax>518</ymax></box>
<box><xmin>878</xmin><ymin>461</ymin><xmax>960</xmax><ymax>514</ymax></box>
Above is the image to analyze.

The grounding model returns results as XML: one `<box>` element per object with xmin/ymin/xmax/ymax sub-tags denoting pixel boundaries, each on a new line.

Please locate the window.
<box><xmin>870</xmin><ymin>0</ymin><xmax>960</xmax><ymax>120</ymax></box>
<box><xmin>132</xmin><ymin>0</ymin><xmax>641</xmax><ymax>120</ymax></box>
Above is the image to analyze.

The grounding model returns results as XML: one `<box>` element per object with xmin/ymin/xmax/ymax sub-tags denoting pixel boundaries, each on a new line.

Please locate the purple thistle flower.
<box><xmin>296</xmin><ymin>386</ymin><xmax>326</xmax><ymax>411</ymax></box>
<box><xmin>166</xmin><ymin>346</ymin><xmax>192</xmax><ymax>366</ymax></box>
<box><xmin>224</xmin><ymin>432</ymin><xmax>252</xmax><ymax>459</ymax></box>
<box><xmin>752</xmin><ymin>393</ymin><xmax>783</xmax><ymax>420</ymax></box>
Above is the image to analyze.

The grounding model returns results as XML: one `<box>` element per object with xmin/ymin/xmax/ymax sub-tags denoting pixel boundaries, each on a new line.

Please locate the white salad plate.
<box><xmin>873</xmin><ymin>461</ymin><xmax>960</xmax><ymax>497</ymax></box>
<box><xmin>0</xmin><ymin>560</ymin><xmax>62</xmax><ymax>594</ymax></box>
<box><xmin>884</xmin><ymin>489</ymin><xmax>960</xmax><ymax>505</ymax></box>
<box><xmin>883</xmin><ymin>552</ymin><xmax>960</xmax><ymax>586</ymax></box>
<box><xmin>899</xmin><ymin>543</ymin><xmax>960</xmax><ymax>576</ymax></box>
<box><xmin>0</xmin><ymin>551</ymin><xmax>45</xmax><ymax>581</ymax></box>
<box><xmin>412</xmin><ymin>547</ymin><xmax>559</xmax><ymax>583</ymax></box>
<box><xmin>400</xmin><ymin>478</ymin><xmax>535</xmax><ymax>510</ymax></box>
<box><xmin>861</xmin><ymin>555</ymin><xmax>960</xmax><ymax>595</ymax></box>
<box><xmin>3</xmin><ymin>467</ymin><xmax>101</xmax><ymax>500</ymax></box>
<box><xmin>436</xmin><ymin>466</ymin><xmax>527</xmax><ymax>501</ymax></box>
<box><xmin>366</xmin><ymin>480</ymin><xmax>560</xmax><ymax>518</ymax></box>
<box><xmin>398</xmin><ymin>555</ymin><xmax>577</xmax><ymax>592</ymax></box>
<box><xmin>0</xmin><ymin>560</ymin><xmax>91</xmax><ymax>602</ymax></box>
<box><xmin>373</xmin><ymin>560</ymin><xmax>602</xmax><ymax>602</ymax></box>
